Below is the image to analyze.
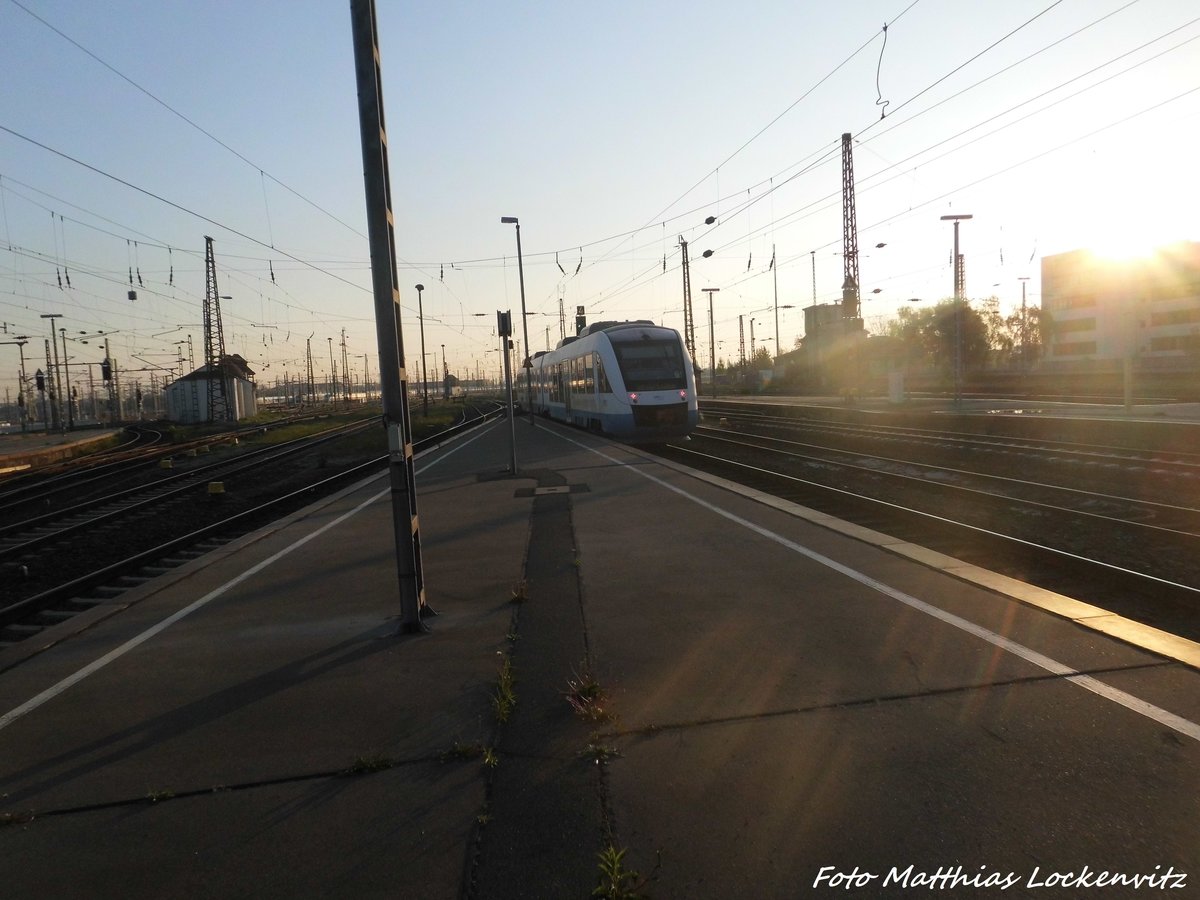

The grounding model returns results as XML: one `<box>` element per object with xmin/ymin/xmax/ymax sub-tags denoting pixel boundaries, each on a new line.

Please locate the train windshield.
<box><xmin>612</xmin><ymin>338</ymin><xmax>687</xmax><ymax>392</ymax></box>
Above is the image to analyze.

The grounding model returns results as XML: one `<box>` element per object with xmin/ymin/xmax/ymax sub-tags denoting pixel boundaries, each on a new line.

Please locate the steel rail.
<box><xmin>700</xmin><ymin>405</ymin><xmax>1200</xmax><ymax>471</ymax></box>
<box><xmin>0</xmin><ymin>419</ymin><xmax>376</xmax><ymax>553</ymax></box>
<box><xmin>692</xmin><ymin>426</ymin><xmax>1200</xmax><ymax>534</ymax></box>
<box><xmin>0</xmin><ymin>406</ymin><xmax>504</xmax><ymax>636</ymax></box>
<box><xmin>660</xmin><ymin>439</ymin><xmax>1200</xmax><ymax>599</ymax></box>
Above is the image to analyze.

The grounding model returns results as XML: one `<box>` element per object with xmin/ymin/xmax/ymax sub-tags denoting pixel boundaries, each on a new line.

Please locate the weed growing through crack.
<box><xmin>346</xmin><ymin>754</ymin><xmax>396</xmax><ymax>774</ymax></box>
<box><xmin>440</xmin><ymin>741</ymin><xmax>484</xmax><ymax>763</ymax></box>
<box><xmin>482</xmin><ymin>746</ymin><xmax>499</xmax><ymax>768</ymax></box>
<box><xmin>565</xmin><ymin>667</ymin><xmax>610</xmax><ymax>722</ymax></box>
<box><xmin>593</xmin><ymin>846</ymin><xmax>654</xmax><ymax>899</ymax></box>
<box><xmin>493</xmin><ymin>653</ymin><xmax>516</xmax><ymax>723</ymax></box>
<box><xmin>580</xmin><ymin>741</ymin><xmax>621</xmax><ymax>765</ymax></box>
<box><xmin>145</xmin><ymin>790</ymin><xmax>175</xmax><ymax>803</ymax></box>
<box><xmin>510</xmin><ymin>580</ymin><xmax>528</xmax><ymax>604</ymax></box>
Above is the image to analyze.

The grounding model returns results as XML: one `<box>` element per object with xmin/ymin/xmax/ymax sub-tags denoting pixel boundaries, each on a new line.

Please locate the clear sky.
<box><xmin>1</xmin><ymin>0</ymin><xmax>1198</xmax><ymax>403</ymax></box>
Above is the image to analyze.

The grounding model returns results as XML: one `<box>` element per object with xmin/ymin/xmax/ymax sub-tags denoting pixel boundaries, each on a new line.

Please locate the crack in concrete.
<box><xmin>597</xmin><ymin>660</ymin><xmax>1179</xmax><ymax>740</ymax></box>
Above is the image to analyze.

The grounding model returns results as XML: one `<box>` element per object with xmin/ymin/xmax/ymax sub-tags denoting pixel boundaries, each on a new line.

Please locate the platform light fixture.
<box><xmin>702</xmin><ymin>288</ymin><xmax>720</xmax><ymax>399</ymax></box>
<box><xmin>415</xmin><ymin>284</ymin><xmax>428</xmax><ymax>416</ymax></box>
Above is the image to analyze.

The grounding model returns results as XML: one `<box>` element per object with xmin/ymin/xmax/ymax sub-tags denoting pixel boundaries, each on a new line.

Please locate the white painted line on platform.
<box><xmin>0</xmin><ymin>420</ymin><xmax>501</xmax><ymax>734</ymax></box>
<box><xmin>0</xmin><ymin>486</ymin><xmax>388</xmax><ymax>734</ymax></box>
<box><xmin>560</xmin><ymin>433</ymin><xmax>1200</xmax><ymax>744</ymax></box>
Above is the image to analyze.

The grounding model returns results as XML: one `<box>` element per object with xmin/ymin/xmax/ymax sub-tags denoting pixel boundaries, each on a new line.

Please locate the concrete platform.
<box><xmin>1</xmin><ymin>417</ymin><xmax>1198</xmax><ymax>898</ymax></box>
<box><xmin>0</xmin><ymin>428</ymin><xmax>123</xmax><ymax>474</ymax></box>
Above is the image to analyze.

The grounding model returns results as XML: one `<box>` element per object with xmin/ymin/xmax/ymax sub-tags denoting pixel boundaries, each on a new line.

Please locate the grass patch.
<box><xmin>509</xmin><ymin>580</ymin><xmax>528</xmax><ymax>604</ymax></box>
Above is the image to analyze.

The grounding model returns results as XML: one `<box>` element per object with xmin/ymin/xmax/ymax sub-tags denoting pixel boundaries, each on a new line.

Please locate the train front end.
<box><xmin>606</xmin><ymin>324</ymin><xmax>698</xmax><ymax>442</ymax></box>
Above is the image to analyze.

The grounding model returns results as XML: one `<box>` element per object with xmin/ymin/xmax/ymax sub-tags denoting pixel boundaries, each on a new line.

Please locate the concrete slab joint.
<box><xmin>464</xmin><ymin>465</ymin><xmax>620</xmax><ymax>899</ymax></box>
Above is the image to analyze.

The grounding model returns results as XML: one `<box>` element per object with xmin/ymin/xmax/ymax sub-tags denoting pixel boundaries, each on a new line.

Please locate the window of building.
<box><xmin>1055</xmin><ymin>317</ymin><xmax>1096</xmax><ymax>333</ymax></box>
<box><xmin>1052</xmin><ymin>340</ymin><xmax>1097</xmax><ymax>357</ymax></box>
<box><xmin>1150</xmin><ymin>308</ymin><xmax>1200</xmax><ymax>327</ymax></box>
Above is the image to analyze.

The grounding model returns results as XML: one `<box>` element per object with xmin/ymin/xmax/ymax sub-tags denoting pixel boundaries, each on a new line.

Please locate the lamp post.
<box><xmin>940</xmin><ymin>214</ymin><xmax>972</xmax><ymax>405</ymax></box>
<box><xmin>500</xmin><ymin>216</ymin><xmax>534</xmax><ymax>424</ymax></box>
<box><xmin>702</xmin><ymin>287</ymin><xmax>719</xmax><ymax>399</ymax></box>
<box><xmin>773</xmin><ymin>244</ymin><xmax>781</xmax><ymax>361</ymax></box>
<box><xmin>415</xmin><ymin>283</ymin><xmax>429</xmax><ymax>416</ymax></box>
<box><xmin>1018</xmin><ymin>276</ymin><xmax>1030</xmax><ymax>373</ymax></box>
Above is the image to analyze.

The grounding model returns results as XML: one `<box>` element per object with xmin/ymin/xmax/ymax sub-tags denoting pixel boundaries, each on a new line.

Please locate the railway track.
<box><xmin>0</xmin><ymin>418</ymin><xmax>376</xmax><ymax>556</ymax></box>
<box><xmin>650</xmin><ymin>413</ymin><xmax>1200</xmax><ymax>645</ymax></box>
<box><xmin>0</xmin><ymin>403</ymin><xmax>503</xmax><ymax>651</ymax></box>
<box><xmin>0</xmin><ymin>414</ymin><xmax>360</xmax><ymax>514</ymax></box>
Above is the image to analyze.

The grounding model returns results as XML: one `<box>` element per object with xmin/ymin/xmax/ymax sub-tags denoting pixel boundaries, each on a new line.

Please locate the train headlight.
<box><xmin>628</xmin><ymin>392</ymin><xmax>638</xmax><ymax>403</ymax></box>
<box><xmin>679</xmin><ymin>390</ymin><xmax>687</xmax><ymax>400</ymax></box>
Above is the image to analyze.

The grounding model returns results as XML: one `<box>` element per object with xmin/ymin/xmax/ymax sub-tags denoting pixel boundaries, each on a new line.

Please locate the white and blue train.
<box><xmin>528</xmin><ymin>320</ymin><xmax>698</xmax><ymax>442</ymax></box>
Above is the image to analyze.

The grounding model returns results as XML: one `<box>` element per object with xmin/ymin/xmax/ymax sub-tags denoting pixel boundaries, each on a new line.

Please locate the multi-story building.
<box><xmin>1041</xmin><ymin>241</ymin><xmax>1200</xmax><ymax>373</ymax></box>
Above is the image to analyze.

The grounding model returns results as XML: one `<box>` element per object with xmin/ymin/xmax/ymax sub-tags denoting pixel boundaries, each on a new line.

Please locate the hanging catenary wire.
<box><xmin>876</xmin><ymin>23</ymin><xmax>891</xmax><ymax>119</ymax></box>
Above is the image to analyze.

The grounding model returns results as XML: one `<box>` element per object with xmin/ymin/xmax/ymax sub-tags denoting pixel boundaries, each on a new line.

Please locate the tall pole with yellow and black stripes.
<box><xmin>350</xmin><ymin>0</ymin><xmax>428</xmax><ymax>633</ymax></box>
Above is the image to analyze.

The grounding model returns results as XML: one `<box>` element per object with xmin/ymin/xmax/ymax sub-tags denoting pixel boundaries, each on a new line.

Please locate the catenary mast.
<box><xmin>202</xmin><ymin>236</ymin><xmax>231</xmax><ymax>422</ymax></box>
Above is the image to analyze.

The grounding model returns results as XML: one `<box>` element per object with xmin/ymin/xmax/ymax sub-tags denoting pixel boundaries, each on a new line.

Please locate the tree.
<box><xmin>978</xmin><ymin>297</ymin><xmax>1013</xmax><ymax>358</ymax></box>
<box><xmin>883</xmin><ymin>299</ymin><xmax>989</xmax><ymax>378</ymax></box>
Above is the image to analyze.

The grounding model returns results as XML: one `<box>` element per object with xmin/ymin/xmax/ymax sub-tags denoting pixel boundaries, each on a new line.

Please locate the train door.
<box><xmin>564</xmin><ymin>358</ymin><xmax>573</xmax><ymax>417</ymax></box>
<box><xmin>595</xmin><ymin>353</ymin><xmax>611</xmax><ymax>415</ymax></box>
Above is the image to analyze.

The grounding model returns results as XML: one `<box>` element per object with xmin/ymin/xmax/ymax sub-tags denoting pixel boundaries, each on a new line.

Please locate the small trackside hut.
<box><xmin>529</xmin><ymin>320</ymin><xmax>698</xmax><ymax>442</ymax></box>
